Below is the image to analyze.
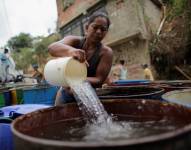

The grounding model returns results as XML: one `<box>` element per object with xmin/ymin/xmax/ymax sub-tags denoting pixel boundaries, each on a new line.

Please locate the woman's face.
<box><xmin>86</xmin><ymin>16</ymin><xmax>108</xmax><ymax>43</ymax></box>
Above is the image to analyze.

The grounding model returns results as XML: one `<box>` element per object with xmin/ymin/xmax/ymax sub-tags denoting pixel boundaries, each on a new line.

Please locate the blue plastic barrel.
<box><xmin>3</xmin><ymin>90</ymin><xmax>12</xmax><ymax>106</ymax></box>
<box><xmin>0</xmin><ymin>104</ymin><xmax>13</xmax><ymax>150</ymax></box>
<box><xmin>0</xmin><ymin>104</ymin><xmax>51</xmax><ymax>150</ymax></box>
<box><xmin>23</xmin><ymin>86</ymin><xmax>58</xmax><ymax>105</ymax></box>
<box><xmin>0</xmin><ymin>123</ymin><xmax>13</xmax><ymax>150</ymax></box>
<box><xmin>0</xmin><ymin>104</ymin><xmax>51</xmax><ymax>119</ymax></box>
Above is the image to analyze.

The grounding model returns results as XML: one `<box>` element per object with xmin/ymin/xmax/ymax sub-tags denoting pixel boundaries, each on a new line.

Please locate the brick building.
<box><xmin>56</xmin><ymin>0</ymin><xmax>163</xmax><ymax>79</ymax></box>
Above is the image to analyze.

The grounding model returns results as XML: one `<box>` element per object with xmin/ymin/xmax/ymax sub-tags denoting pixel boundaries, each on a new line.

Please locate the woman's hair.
<box><xmin>87</xmin><ymin>11</ymin><xmax>111</xmax><ymax>28</ymax></box>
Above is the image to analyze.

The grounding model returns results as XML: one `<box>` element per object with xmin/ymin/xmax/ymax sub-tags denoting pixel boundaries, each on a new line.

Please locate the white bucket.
<box><xmin>44</xmin><ymin>57</ymin><xmax>87</xmax><ymax>87</ymax></box>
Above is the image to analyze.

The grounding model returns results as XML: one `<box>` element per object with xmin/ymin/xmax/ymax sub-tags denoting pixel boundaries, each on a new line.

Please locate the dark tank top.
<box><xmin>77</xmin><ymin>37</ymin><xmax>101</xmax><ymax>77</ymax></box>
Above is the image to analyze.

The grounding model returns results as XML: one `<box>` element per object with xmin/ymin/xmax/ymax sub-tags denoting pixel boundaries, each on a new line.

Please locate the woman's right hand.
<box><xmin>70</xmin><ymin>49</ymin><xmax>86</xmax><ymax>63</ymax></box>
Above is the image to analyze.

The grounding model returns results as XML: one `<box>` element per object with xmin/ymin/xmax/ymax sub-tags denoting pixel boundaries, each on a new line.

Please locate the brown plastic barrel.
<box><xmin>96</xmin><ymin>86</ymin><xmax>164</xmax><ymax>100</ymax></box>
<box><xmin>12</xmin><ymin>99</ymin><xmax>191</xmax><ymax>150</ymax></box>
<box><xmin>151</xmin><ymin>80</ymin><xmax>191</xmax><ymax>92</ymax></box>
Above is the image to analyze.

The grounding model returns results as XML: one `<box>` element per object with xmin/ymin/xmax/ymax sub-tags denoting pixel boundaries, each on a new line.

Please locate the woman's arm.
<box><xmin>48</xmin><ymin>35</ymin><xmax>86</xmax><ymax>63</ymax></box>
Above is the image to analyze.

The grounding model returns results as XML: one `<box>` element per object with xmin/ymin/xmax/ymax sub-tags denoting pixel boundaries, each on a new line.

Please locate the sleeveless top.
<box><xmin>77</xmin><ymin>37</ymin><xmax>101</xmax><ymax>77</ymax></box>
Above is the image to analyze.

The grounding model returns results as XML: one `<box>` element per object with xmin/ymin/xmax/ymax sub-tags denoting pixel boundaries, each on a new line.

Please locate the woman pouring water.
<box><xmin>48</xmin><ymin>12</ymin><xmax>113</xmax><ymax>105</ymax></box>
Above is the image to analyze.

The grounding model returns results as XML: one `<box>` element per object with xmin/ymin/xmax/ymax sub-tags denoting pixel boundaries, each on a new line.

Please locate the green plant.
<box><xmin>33</xmin><ymin>34</ymin><xmax>60</xmax><ymax>66</ymax></box>
<box><xmin>12</xmin><ymin>48</ymin><xmax>36</xmax><ymax>72</ymax></box>
<box><xmin>7</xmin><ymin>33</ymin><xmax>33</xmax><ymax>51</ymax></box>
<box><xmin>166</xmin><ymin>0</ymin><xmax>188</xmax><ymax>20</ymax></box>
<box><xmin>172</xmin><ymin>0</ymin><xmax>187</xmax><ymax>15</ymax></box>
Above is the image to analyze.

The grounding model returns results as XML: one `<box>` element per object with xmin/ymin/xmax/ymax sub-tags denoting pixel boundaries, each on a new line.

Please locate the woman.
<box><xmin>48</xmin><ymin>12</ymin><xmax>113</xmax><ymax>105</ymax></box>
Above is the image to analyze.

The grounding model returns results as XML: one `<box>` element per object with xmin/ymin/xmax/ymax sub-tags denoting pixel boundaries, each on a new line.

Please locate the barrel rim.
<box><xmin>11</xmin><ymin>99</ymin><xmax>191</xmax><ymax>148</ymax></box>
<box><xmin>152</xmin><ymin>80</ymin><xmax>191</xmax><ymax>84</ymax></box>
<box><xmin>162</xmin><ymin>89</ymin><xmax>191</xmax><ymax>107</ymax></box>
<box><xmin>97</xmin><ymin>86</ymin><xmax>165</xmax><ymax>99</ymax></box>
<box><xmin>11</xmin><ymin>125</ymin><xmax>191</xmax><ymax>147</ymax></box>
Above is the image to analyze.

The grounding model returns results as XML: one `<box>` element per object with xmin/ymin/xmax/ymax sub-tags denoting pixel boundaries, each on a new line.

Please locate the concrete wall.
<box><xmin>103</xmin><ymin>0</ymin><xmax>145</xmax><ymax>45</ymax></box>
<box><xmin>142</xmin><ymin>0</ymin><xmax>163</xmax><ymax>34</ymax></box>
<box><xmin>104</xmin><ymin>0</ymin><xmax>162</xmax><ymax>45</ymax></box>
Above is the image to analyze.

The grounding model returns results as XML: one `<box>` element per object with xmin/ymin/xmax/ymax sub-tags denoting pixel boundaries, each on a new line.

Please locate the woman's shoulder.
<box><xmin>61</xmin><ymin>35</ymin><xmax>84</xmax><ymax>46</ymax></box>
<box><xmin>101</xmin><ymin>45</ymin><xmax>113</xmax><ymax>55</ymax></box>
<box><xmin>63</xmin><ymin>35</ymin><xmax>83</xmax><ymax>41</ymax></box>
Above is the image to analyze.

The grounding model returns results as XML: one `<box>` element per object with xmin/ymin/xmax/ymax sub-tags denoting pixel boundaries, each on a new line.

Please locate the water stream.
<box><xmin>71</xmin><ymin>81</ymin><xmax>109</xmax><ymax>124</ymax></box>
<box><xmin>70</xmin><ymin>81</ymin><xmax>136</xmax><ymax>140</ymax></box>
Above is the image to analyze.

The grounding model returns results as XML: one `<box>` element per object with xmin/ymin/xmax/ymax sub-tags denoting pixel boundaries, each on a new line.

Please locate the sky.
<box><xmin>0</xmin><ymin>0</ymin><xmax>57</xmax><ymax>47</ymax></box>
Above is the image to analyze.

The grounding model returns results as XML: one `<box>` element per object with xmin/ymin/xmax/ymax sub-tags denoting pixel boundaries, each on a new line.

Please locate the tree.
<box><xmin>34</xmin><ymin>33</ymin><xmax>60</xmax><ymax>66</ymax></box>
<box><xmin>12</xmin><ymin>48</ymin><xmax>36</xmax><ymax>73</ymax></box>
<box><xmin>7</xmin><ymin>33</ymin><xmax>33</xmax><ymax>51</ymax></box>
<box><xmin>6</xmin><ymin>32</ymin><xmax>60</xmax><ymax>73</ymax></box>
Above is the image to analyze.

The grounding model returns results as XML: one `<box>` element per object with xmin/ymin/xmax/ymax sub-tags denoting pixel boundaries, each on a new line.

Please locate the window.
<box><xmin>60</xmin><ymin>1</ymin><xmax>107</xmax><ymax>37</ymax></box>
<box><xmin>60</xmin><ymin>16</ymin><xmax>83</xmax><ymax>37</ymax></box>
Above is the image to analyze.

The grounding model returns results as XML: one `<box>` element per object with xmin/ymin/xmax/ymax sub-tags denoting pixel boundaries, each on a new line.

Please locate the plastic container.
<box><xmin>23</xmin><ymin>86</ymin><xmax>58</xmax><ymax>105</ymax></box>
<box><xmin>162</xmin><ymin>89</ymin><xmax>191</xmax><ymax>108</ymax></box>
<box><xmin>16</xmin><ymin>88</ymin><xmax>23</xmax><ymax>104</ymax></box>
<box><xmin>97</xmin><ymin>86</ymin><xmax>164</xmax><ymax>100</ymax></box>
<box><xmin>0</xmin><ymin>104</ymin><xmax>51</xmax><ymax>120</ymax></box>
<box><xmin>3</xmin><ymin>90</ymin><xmax>12</xmax><ymax>106</ymax></box>
<box><xmin>151</xmin><ymin>80</ymin><xmax>191</xmax><ymax>92</ymax></box>
<box><xmin>0</xmin><ymin>123</ymin><xmax>13</xmax><ymax>150</ymax></box>
<box><xmin>0</xmin><ymin>104</ymin><xmax>50</xmax><ymax>150</ymax></box>
<box><xmin>10</xmin><ymin>89</ymin><xmax>17</xmax><ymax>105</ymax></box>
<box><xmin>44</xmin><ymin>57</ymin><xmax>87</xmax><ymax>87</ymax></box>
<box><xmin>10</xmin><ymin>88</ymin><xmax>24</xmax><ymax>105</ymax></box>
<box><xmin>0</xmin><ymin>93</ymin><xmax>5</xmax><ymax>107</ymax></box>
<box><xmin>11</xmin><ymin>99</ymin><xmax>191</xmax><ymax>150</ymax></box>
<box><xmin>113</xmin><ymin>79</ymin><xmax>150</xmax><ymax>86</ymax></box>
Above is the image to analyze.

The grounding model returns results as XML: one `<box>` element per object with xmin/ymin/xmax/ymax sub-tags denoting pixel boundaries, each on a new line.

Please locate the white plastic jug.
<box><xmin>44</xmin><ymin>57</ymin><xmax>87</xmax><ymax>87</ymax></box>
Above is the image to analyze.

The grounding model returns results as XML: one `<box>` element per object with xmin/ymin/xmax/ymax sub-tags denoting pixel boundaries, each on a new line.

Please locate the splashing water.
<box><xmin>71</xmin><ymin>81</ymin><xmax>109</xmax><ymax>123</ymax></box>
<box><xmin>70</xmin><ymin>81</ymin><xmax>135</xmax><ymax>140</ymax></box>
